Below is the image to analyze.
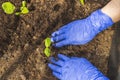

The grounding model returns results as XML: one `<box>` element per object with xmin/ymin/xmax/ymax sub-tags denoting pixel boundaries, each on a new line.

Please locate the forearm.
<box><xmin>101</xmin><ymin>0</ymin><xmax>120</xmax><ymax>22</ymax></box>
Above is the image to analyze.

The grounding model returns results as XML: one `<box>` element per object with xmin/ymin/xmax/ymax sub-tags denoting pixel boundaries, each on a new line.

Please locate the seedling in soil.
<box><xmin>44</xmin><ymin>48</ymin><xmax>51</xmax><ymax>57</ymax></box>
<box><xmin>2</xmin><ymin>2</ymin><xmax>15</xmax><ymax>14</ymax></box>
<box><xmin>45</xmin><ymin>37</ymin><xmax>51</xmax><ymax>47</ymax></box>
<box><xmin>80</xmin><ymin>0</ymin><xmax>85</xmax><ymax>5</ymax></box>
<box><xmin>15</xmin><ymin>1</ymin><xmax>29</xmax><ymax>15</ymax></box>
<box><xmin>44</xmin><ymin>37</ymin><xmax>52</xmax><ymax>57</ymax></box>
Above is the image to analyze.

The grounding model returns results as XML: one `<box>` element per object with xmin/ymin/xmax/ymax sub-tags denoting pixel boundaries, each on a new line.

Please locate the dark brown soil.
<box><xmin>0</xmin><ymin>0</ymin><xmax>116</xmax><ymax>80</ymax></box>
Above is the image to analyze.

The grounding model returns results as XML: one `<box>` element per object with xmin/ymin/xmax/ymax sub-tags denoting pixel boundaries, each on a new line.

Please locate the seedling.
<box><xmin>44</xmin><ymin>48</ymin><xmax>51</xmax><ymax>57</ymax></box>
<box><xmin>2</xmin><ymin>1</ymin><xmax>29</xmax><ymax>15</ymax></box>
<box><xmin>15</xmin><ymin>1</ymin><xmax>29</xmax><ymax>15</ymax></box>
<box><xmin>45</xmin><ymin>38</ymin><xmax>51</xmax><ymax>47</ymax></box>
<box><xmin>2</xmin><ymin>2</ymin><xmax>15</xmax><ymax>14</ymax></box>
<box><xmin>44</xmin><ymin>37</ymin><xmax>52</xmax><ymax>57</ymax></box>
<box><xmin>80</xmin><ymin>0</ymin><xmax>85</xmax><ymax>5</ymax></box>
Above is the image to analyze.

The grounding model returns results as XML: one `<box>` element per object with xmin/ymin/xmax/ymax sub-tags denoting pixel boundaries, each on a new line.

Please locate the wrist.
<box><xmin>101</xmin><ymin>0</ymin><xmax>120</xmax><ymax>22</ymax></box>
<box><xmin>83</xmin><ymin>67</ymin><xmax>109</xmax><ymax>80</ymax></box>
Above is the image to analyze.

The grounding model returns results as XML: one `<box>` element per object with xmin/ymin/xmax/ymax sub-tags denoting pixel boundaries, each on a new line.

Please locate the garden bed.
<box><xmin>0</xmin><ymin>0</ymin><xmax>115</xmax><ymax>80</ymax></box>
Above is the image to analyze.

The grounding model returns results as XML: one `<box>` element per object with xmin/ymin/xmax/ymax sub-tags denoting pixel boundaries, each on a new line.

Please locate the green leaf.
<box><xmin>44</xmin><ymin>48</ymin><xmax>51</xmax><ymax>57</ymax></box>
<box><xmin>80</xmin><ymin>0</ymin><xmax>85</xmax><ymax>5</ymax></box>
<box><xmin>15</xmin><ymin>12</ymin><xmax>21</xmax><ymax>15</ymax></box>
<box><xmin>21</xmin><ymin>7</ymin><xmax>29</xmax><ymax>14</ymax></box>
<box><xmin>2</xmin><ymin>2</ymin><xmax>15</xmax><ymax>14</ymax></box>
<box><xmin>45</xmin><ymin>38</ymin><xmax>51</xmax><ymax>47</ymax></box>
<box><xmin>17</xmin><ymin>1</ymin><xmax>29</xmax><ymax>15</ymax></box>
<box><xmin>22</xmin><ymin>1</ymin><xmax>26</xmax><ymax>7</ymax></box>
<box><xmin>20</xmin><ymin>1</ymin><xmax>29</xmax><ymax>14</ymax></box>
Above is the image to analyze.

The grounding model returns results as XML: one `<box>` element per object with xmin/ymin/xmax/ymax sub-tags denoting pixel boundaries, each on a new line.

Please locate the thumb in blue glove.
<box><xmin>51</xmin><ymin>9</ymin><xmax>114</xmax><ymax>47</ymax></box>
<box><xmin>48</xmin><ymin>54</ymin><xmax>109</xmax><ymax>80</ymax></box>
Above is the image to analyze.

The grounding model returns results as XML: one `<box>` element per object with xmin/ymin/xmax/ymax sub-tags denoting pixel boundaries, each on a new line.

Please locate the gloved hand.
<box><xmin>48</xmin><ymin>54</ymin><xmax>109</xmax><ymax>80</ymax></box>
<box><xmin>51</xmin><ymin>9</ymin><xmax>114</xmax><ymax>47</ymax></box>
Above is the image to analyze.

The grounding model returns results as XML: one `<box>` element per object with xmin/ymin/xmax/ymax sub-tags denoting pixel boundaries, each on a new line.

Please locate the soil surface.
<box><xmin>0</xmin><ymin>0</ymin><xmax>116</xmax><ymax>80</ymax></box>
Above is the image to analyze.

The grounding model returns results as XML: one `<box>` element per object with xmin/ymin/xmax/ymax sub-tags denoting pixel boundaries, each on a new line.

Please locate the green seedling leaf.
<box><xmin>80</xmin><ymin>0</ymin><xmax>85</xmax><ymax>5</ymax></box>
<box><xmin>2</xmin><ymin>2</ymin><xmax>15</xmax><ymax>14</ymax></box>
<box><xmin>22</xmin><ymin>1</ymin><xmax>26</xmax><ymax>7</ymax></box>
<box><xmin>15</xmin><ymin>12</ymin><xmax>21</xmax><ymax>15</ymax></box>
<box><xmin>44</xmin><ymin>48</ymin><xmax>51</xmax><ymax>57</ymax></box>
<box><xmin>45</xmin><ymin>38</ymin><xmax>51</xmax><ymax>47</ymax></box>
<box><xmin>21</xmin><ymin>7</ymin><xmax>29</xmax><ymax>14</ymax></box>
<box><xmin>15</xmin><ymin>1</ymin><xmax>29</xmax><ymax>15</ymax></box>
<box><xmin>20</xmin><ymin>1</ymin><xmax>29</xmax><ymax>14</ymax></box>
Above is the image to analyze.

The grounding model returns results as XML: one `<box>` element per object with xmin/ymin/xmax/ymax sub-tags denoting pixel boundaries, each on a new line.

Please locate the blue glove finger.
<box><xmin>51</xmin><ymin>25</ymin><xmax>68</xmax><ymax>38</ymax></box>
<box><xmin>52</xmin><ymin>34</ymin><xmax>66</xmax><ymax>42</ymax></box>
<box><xmin>51</xmin><ymin>31</ymin><xmax>59</xmax><ymax>37</ymax></box>
<box><xmin>48</xmin><ymin>64</ymin><xmax>62</xmax><ymax>73</ymax></box>
<box><xmin>58</xmin><ymin>54</ymin><xmax>70</xmax><ymax>61</ymax></box>
<box><xmin>54</xmin><ymin>40</ymin><xmax>69</xmax><ymax>47</ymax></box>
<box><xmin>53</xmin><ymin>72</ymin><xmax>62</xmax><ymax>80</ymax></box>
<box><xmin>50</xmin><ymin>57</ymin><xmax>64</xmax><ymax>67</ymax></box>
<box><xmin>51</xmin><ymin>29</ymin><xmax>66</xmax><ymax>37</ymax></box>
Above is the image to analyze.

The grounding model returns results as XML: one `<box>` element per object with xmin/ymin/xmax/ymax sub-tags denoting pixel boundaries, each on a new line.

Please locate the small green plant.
<box><xmin>80</xmin><ymin>0</ymin><xmax>85</xmax><ymax>5</ymax></box>
<box><xmin>44</xmin><ymin>38</ymin><xmax>52</xmax><ymax>57</ymax></box>
<box><xmin>2</xmin><ymin>2</ymin><xmax>15</xmax><ymax>14</ymax></box>
<box><xmin>2</xmin><ymin>1</ymin><xmax>29</xmax><ymax>15</ymax></box>
<box><xmin>45</xmin><ymin>38</ymin><xmax>51</xmax><ymax>47</ymax></box>
<box><xmin>44</xmin><ymin>48</ymin><xmax>51</xmax><ymax>57</ymax></box>
<box><xmin>15</xmin><ymin>1</ymin><xmax>29</xmax><ymax>15</ymax></box>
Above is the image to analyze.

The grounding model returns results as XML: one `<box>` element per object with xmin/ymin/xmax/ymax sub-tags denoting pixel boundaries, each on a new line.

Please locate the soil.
<box><xmin>0</xmin><ymin>0</ymin><xmax>117</xmax><ymax>80</ymax></box>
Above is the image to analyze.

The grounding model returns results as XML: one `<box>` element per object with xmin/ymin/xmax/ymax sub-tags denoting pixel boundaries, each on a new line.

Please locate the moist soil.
<box><xmin>0</xmin><ymin>0</ymin><xmax>117</xmax><ymax>80</ymax></box>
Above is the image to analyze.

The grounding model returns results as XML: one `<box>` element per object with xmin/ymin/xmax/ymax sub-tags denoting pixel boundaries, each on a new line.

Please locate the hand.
<box><xmin>51</xmin><ymin>9</ymin><xmax>113</xmax><ymax>47</ymax></box>
<box><xmin>48</xmin><ymin>54</ymin><xmax>109</xmax><ymax>80</ymax></box>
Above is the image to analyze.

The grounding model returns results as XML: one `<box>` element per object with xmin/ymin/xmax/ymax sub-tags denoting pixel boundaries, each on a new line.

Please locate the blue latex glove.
<box><xmin>51</xmin><ymin>9</ymin><xmax>114</xmax><ymax>47</ymax></box>
<box><xmin>48</xmin><ymin>54</ymin><xmax>109</xmax><ymax>80</ymax></box>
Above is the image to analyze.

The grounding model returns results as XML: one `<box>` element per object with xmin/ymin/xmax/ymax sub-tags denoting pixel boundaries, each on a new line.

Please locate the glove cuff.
<box><xmin>83</xmin><ymin>68</ymin><xmax>109</xmax><ymax>80</ymax></box>
<box><xmin>88</xmin><ymin>9</ymin><xmax>114</xmax><ymax>33</ymax></box>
